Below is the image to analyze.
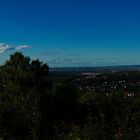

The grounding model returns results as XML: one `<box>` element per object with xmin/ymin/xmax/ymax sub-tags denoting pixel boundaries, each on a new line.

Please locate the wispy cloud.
<box><xmin>0</xmin><ymin>43</ymin><xmax>31</xmax><ymax>53</ymax></box>
<box><xmin>15</xmin><ymin>45</ymin><xmax>31</xmax><ymax>51</ymax></box>
<box><xmin>42</xmin><ymin>48</ymin><xmax>67</xmax><ymax>56</ymax></box>
<box><xmin>0</xmin><ymin>43</ymin><xmax>14</xmax><ymax>53</ymax></box>
<box><xmin>47</xmin><ymin>58</ymin><xmax>73</xmax><ymax>65</ymax></box>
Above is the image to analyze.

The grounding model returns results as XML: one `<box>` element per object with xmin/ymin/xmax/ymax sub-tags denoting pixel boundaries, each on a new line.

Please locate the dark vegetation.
<box><xmin>0</xmin><ymin>52</ymin><xmax>139</xmax><ymax>139</ymax></box>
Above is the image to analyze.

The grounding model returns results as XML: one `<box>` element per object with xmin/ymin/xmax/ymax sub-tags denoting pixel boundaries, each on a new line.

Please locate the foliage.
<box><xmin>0</xmin><ymin>52</ymin><xmax>139</xmax><ymax>139</ymax></box>
<box><xmin>0</xmin><ymin>52</ymin><xmax>50</xmax><ymax>139</ymax></box>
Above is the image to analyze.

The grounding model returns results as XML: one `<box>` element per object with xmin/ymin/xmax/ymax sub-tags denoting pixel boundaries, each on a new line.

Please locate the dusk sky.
<box><xmin>0</xmin><ymin>0</ymin><xmax>140</xmax><ymax>67</ymax></box>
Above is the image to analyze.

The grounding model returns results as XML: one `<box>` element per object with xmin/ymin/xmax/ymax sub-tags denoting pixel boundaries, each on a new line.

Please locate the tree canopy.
<box><xmin>0</xmin><ymin>52</ymin><xmax>51</xmax><ymax>139</ymax></box>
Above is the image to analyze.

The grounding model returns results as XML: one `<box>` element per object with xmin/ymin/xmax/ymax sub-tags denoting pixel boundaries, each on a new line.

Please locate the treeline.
<box><xmin>0</xmin><ymin>52</ymin><xmax>139</xmax><ymax>139</ymax></box>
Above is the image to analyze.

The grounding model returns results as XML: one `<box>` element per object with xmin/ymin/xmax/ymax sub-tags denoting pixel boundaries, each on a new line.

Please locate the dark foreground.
<box><xmin>0</xmin><ymin>52</ymin><xmax>140</xmax><ymax>140</ymax></box>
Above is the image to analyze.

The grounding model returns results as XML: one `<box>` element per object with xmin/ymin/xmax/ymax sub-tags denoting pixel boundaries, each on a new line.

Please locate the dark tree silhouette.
<box><xmin>0</xmin><ymin>52</ymin><xmax>51</xmax><ymax>139</ymax></box>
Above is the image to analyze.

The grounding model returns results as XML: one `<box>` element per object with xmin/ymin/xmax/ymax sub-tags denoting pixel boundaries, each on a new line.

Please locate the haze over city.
<box><xmin>0</xmin><ymin>0</ymin><xmax>140</xmax><ymax>67</ymax></box>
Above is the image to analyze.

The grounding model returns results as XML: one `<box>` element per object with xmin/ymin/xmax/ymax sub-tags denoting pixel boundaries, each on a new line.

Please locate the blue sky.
<box><xmin>0</xmin><ymin>0</ymin><xmax>140</xmax><ymax>67</ymax></box>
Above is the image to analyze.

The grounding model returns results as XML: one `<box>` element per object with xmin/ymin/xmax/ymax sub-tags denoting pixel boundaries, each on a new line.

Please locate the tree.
<box><xmin>0</xmin><ymin>52</ymin><xmax>51</xmax><ymax>139</ymax></box>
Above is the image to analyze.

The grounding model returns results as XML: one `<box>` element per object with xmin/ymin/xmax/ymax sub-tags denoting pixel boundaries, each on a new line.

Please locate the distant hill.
<box><xmin>50</xmin><ymin>65</ymin><xmax>140</xmax><ymax>73</ymax></box>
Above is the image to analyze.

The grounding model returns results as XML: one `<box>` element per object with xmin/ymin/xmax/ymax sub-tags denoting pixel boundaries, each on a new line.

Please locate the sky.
<box><xmin>0</xmin><ymin>0</ymin><xmax>140</xmax><ymax>67</ymax></box>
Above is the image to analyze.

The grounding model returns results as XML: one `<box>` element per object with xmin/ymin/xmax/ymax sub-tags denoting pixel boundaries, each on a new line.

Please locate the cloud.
<box><xmin>0</xmin><ymin>43</ymin><xmax>14</xmax><ymax>53</ymax></box>
<box><xmin>42</xmin><ymin>48</ymin><xmax>68</xmax><ymax>56</ymax></box>
<box><xmin>0</xmin><ymin>43</ymin><xmax>31</xmax><ymax>53</ymax></box>
<box><xmin>47</xmin><ymin>58</ymin><xmax>73</xmax><ymax>65</ymax></box>
<box><xmin>15</xmin><ymin>45</ymin><xmax>31</xmax><ymax>51</ymax></box>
